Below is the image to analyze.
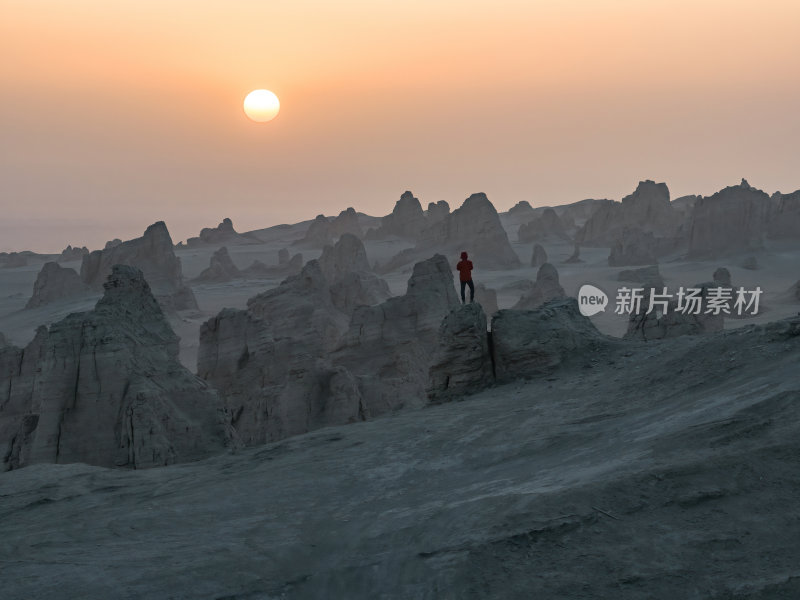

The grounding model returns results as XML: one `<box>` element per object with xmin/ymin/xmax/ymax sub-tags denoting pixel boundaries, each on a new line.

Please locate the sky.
<box><xmin>2</xmin><ymin>0</ymin><xmax>800</xmax><ymax>252</ymax></box>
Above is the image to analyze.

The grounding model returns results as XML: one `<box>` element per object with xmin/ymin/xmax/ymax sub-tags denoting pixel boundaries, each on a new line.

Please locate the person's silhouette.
<box><xmin>456</xmin><ymin>251</ymin><xmax>474</xmax><ymax>303</ymax></box>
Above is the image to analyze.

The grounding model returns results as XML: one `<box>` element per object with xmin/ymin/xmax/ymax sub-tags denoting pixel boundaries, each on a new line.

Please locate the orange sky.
<box><xmin>2</xmin><ymin>0</ymin><xmax>799</xmax><ymax>252</ymax></box>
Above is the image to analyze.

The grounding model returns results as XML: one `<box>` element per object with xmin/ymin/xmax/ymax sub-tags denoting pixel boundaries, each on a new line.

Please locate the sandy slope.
<box><xmin>1</xmin><ymin>317</ymin><xmax>799</xmax><ymax>599</ymax></box>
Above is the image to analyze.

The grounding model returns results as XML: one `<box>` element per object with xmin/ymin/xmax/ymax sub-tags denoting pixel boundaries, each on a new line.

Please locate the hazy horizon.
<box><xmin>3</xmin><ymin>0</ymin><xmax>799</xmax><ymax>253</ymax></box>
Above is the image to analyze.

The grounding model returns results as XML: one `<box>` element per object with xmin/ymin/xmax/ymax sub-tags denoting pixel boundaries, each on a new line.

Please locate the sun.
<box><xmin>243</xmin><ymin>89</ymin><xmax>280</xmax><ymax>123</ymax></box>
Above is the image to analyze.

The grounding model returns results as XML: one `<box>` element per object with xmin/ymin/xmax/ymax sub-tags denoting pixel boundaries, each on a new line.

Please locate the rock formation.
<box><xmin>577</xmin><ymin>181</ymin><xmax>681</xmax><ymax>246</ymax></box>
<box><xmin>518</xmin><ymin>208</ymin><xmax>569</xmax><ymax>243</ymax></box>
<box><xmin>506</xmin><ymin>200</ymin><xmax>536</xmax><ymax>220</ymax></box>
<box><xmin>687</xmin><ymin>179</ymin><xmax>769</xmax><ymax>258</ymax></box>
<box><xmin>297</xmin><ymin>208</ymin><xmax>363</xmax><ymax>246</ymax></box>
<box><xmin>329</xmin><ymin>207</ymin><xmax>364</xmax><ymax>239</ymax></box>
<box><xmin>58</xmin><ymin>245</ymin><xmax>89</xmax><ymax>262</ymax></box>
<box><xmin>608</xmin><ymin>227</ymin><xmax>658</xmax><ymax>267</ymax></box>
<box><xmin>416</xmin><ymin>193</ymin><xmax>520</xmax><ymax>269</ymax></box>
<box><xmin>427</xmin><ymin>303</ymin><xmax>493</xmax><ymax>402</ymax></box>
<box><xmin>531</xmin><ymin>243</ymin><xmax>548</xmax><ymax>267</ymax></box>
<box><xmin>319</xmin><ymin>233</ymin><xmax>371</xmax><ymax>280</ymax></box>
<box><xmin>80</xmin><ymin>221</ymin><xmax>197</xmax><ymax>311</ymax></box>
<box><xmin>555</xmin><ymin>198</ymin><xmax>611</xmax><ymax>227</ymax></box>
<box><xmin>512</xmin><ymin>263</ymin><xmax>566</xmax><ymax>310</ymax></box>
<box><xmin>426</xmin><ymin>200</ymin><xmax>451</xmax><ymax>224</ymax></box>
<box><xmin>278</xmin><ymin>248</ymin><xmax>290</xmax><ymax>265</ymax></box>
<box><xmin>104</xmin><ymin>238</ymin><xmax>122</xmax><ymax>250</ymax></box>
<box><xmin>619</xmin><ymin>180</ymin><xmax>678</xmax><ymax>234</ymax></box>
<box><xmin>575</xmin><ymin>201</ymin><xmax>624</xmax><ymax>246</ymax></box>
<box><xmin>299</xmin><ymin>215</ymin><xmax>334</xmax><ymax>246</ymax></box>
<box><xmin>564</xmin><ymin>243</ymin><xmax>582</xmax><ymax>264</ymax></box>
<box><xmin>25</xmin><ymin>262</ymin><xmax>89</xmax><ymax>309</ymax></box>
<box><xmin>193</xmin><ymin>247</ymin><xmax>242</xmax><ymax>283</ymax></box>
<box><xmin>367</xmin><ymin>191</ymin><xmax>427</xmax><ymax>240</ymax></box>
<box><xmin>286</xmin><ymin>252</ymin><xmax>304</xmax><ymax>274</ymax></box>
<box><xmin>766</xmin><ymin>190</ymin><xmax>800</xmax><ymax>239</ymax></box>
<box><xmin>186</xmin><ymin>218</ymin><xmax>241</xmax><ymax>246</ymax></box>
<box><xmin>198</xmin><ymin>253</ymin><xmax>460</xmax><ymax>446</ymax></box>
<box><xmin>1</xmin><ymin>266</ymin><xmax>233</xmax><ymax>471</ymax></box>
<box><xmin>671</xmin><ymin>194</ymin><xmax>699</xmax><ymax>216</ymax></box>
<box><xmin>333</xmin><ymin>254</ymin><xmax>461</xmax><ymax>415</ymax></box>
<box><xmin>492</xmin><ymin>298</ymin><xmax>610</xmax><ymax>383</ymax></box>
<box><xmin>0</xmin><ymin>252</ymin><xmax>28</xmax><ymax>268</ymax></box>
<box><xmin>197</xmin><ymin>260</ymin><xmax>351</xmax><ymax>445</ymax></box>
<box><xmin>560</xmin><ymin>211</ymin><xmax>576</xmax><ymax>231</ymax></box>
<box><xmin>713</xmin><ymin>267</ymin><xmax>732</xmax><ymax>287</ymax></box>
<box><xmin>319</xmin><ymin>234</ymin><xmax>390</xmax><ymax>314</ymax></box>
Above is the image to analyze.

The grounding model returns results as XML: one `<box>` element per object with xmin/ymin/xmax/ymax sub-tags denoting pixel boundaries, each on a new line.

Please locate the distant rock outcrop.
<box><xmin>295</xmin><ymin>208</ymin><xmax>364</xmax><ymax>246</ymax></box>
<box><xmin>25</xmin><ymin>262</ymin><xmax>89</xmax><ymax>309</ymax></box>
<box><xmin>766</xmin><ymin>190</ymin><xmax>800</xmax><ymax>239</ymax></box>
<box><xmin>559</xmin><ymin>198</ymin><xmax>612</xmax><ymax>226</ymax></box>
<box><xmin>506</xmin><ymin>201</ymin><xmax>536</xmax><ymax>220</ymax></box>
<box><xmin>104</xmin><ymin>239</ymin><xmax>122</xmax><ymax>250</ymax></box>
<box><xmin>576</xmin><ymin>201</ymin><xmax>624</xmax><ymax>246</ymax></box>
<box><xmin>367</xmin><ymin>191</ymin><xmax>427</xmax><ymax>240</ymax></box>
<box><xmin>186</xmin><ymin>218</ymin><xmax>240</xmax><ymax>247</ymax></box>
<box><xmin>620</xmin><ymin>180</ymin><xmax>678</xmax><ymax>234</ymax></box>
<box><xmin>608</xmin><ymin>227</ymin><xmax>658</xmax><ymax>267</ymax></box>
<box><xmin>687</xmin><ymin>179</ymin><xmax>769</xmax><ymax>258</ymax></box>
<box><xmin>319</xmin><ymin>233</ymin><xmax>371</xmax><ymax>280</ymax></box>
<box><xmin>1</xmin><ymin>266</ymin><xmax>233</xmax><ymax>471</ymax></box>
<box><xmin>577</xmin><ymin>181</ymin><xmax>681</xmax><ymax>247</ymax></box>
<box><xmin>512</xmin><ymin>263</ymin><xmax>566</xmax><ymax>310</ymax></box>
<box><xmin>58</xmin><ymin>245</ymin><xmax>89</xmax><ymax>262</ymax></box>
<box><xmin>193</xmin><ymin>247</ymin><xmax>242</xmax><ymax>283</ymax></box>
<box><xmin>426</xmin><ymin>200</ymin><xmax>451</xmax><ymax>224</ymax></box>
<box><xmin>564</xmin><ymin>243</ymin><xmax>582</xmax><ymax>264</ymax></box>
<box><xmin>531</xmin><ymin>243</ymin><xmax>548</xmax><ymax>267</ymax></box>
<box><xmin>299</xmin><ymin>215</ymin><xmax>333</xmax><ymax>246</ymax></box>
<box><xmin>427</xmin><ymin>303</ymin><xmax>493</xmax><ymax>402</ymax></box>
<box><xmin>0</xmin><ymin>252</ymin><xmax>28</xmax><ymax>268</ymax></box>
<box><xmin>80</xmin><ymin>222</ymin><xmax>197</xmax><ymax>311</ymax></box>
<box><xmin>518</xmin><ymin>208</ymin><xmax>569</xmax><ymax>243</ymax></box>
<box><xmin>492</xmin><ymin>298</ymin><xmax>610</xmax><ymax>383</ymax></box>
<box><xmin>278</xmin><ymin>248</ymin><xmax>290</xmax><ymax>265</ymax></box>
<box><xmin>417</xmin><ymin>193</ymin><xmax>520</xmax><ymax>269</ymax></box>
<box><xmin>330</xmin><ymin>207</ymin><xmax>364</xmax><ymax>239</ymax></box>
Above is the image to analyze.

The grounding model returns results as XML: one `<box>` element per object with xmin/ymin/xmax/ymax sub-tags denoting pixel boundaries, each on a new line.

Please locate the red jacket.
<box><xmin>456</xmin><ymin>259</ymin><xmax>473</xmax><ymax>282</ymax></box>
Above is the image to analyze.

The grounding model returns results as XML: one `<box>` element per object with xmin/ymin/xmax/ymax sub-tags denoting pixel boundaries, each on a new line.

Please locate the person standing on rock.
<box><xmin>456</xmin><ymin>251</ymin><xmax>475</xmax><ymax>304</ymax></box>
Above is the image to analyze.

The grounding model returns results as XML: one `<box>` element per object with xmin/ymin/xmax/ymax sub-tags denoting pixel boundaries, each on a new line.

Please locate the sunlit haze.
<box><xmin>2</xmin><ymin>0</ymin><xmax>799</xmax><ymax>251</ymax></box>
